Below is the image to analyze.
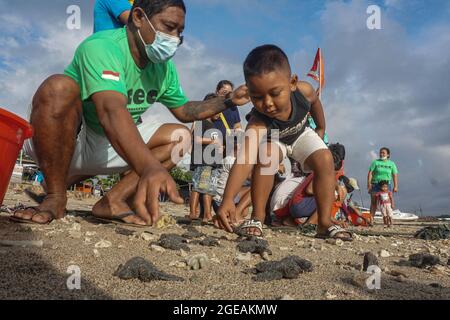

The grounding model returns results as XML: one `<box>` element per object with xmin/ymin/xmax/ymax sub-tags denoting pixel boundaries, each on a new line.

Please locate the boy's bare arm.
<box><xmin>218</xmin><ymin>118</ymin><xmax>268</xmax><ymax>232</ymax></box>
<box><xmin>222</xmin><ymin>119</ymin><xmax>267</xmax><ymax>202</ymax></box>
<box><xmin>298</xmin><ymin>81</ymin><xmax>326</xmax><ymax>139</ymax></box>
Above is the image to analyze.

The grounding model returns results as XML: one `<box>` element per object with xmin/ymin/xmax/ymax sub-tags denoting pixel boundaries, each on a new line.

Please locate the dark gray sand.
<box><xmin>1</xmin><ymin>184</ymin><xmax>450</xmax><ymax>300</ymax></box>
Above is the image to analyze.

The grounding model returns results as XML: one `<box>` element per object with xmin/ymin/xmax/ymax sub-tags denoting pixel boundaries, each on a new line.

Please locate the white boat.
<box><xmin>358</xmin><ymin>207</ymin><xmax>419</xmax><ymax>222</ymax></box>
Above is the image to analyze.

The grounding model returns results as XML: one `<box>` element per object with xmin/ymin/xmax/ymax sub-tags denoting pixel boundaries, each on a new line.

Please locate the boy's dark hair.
<box><xmin>378</xmin><ymin>180</ymin><xmax>389</xmax><ymax>188</ymax></box>
<box><xmin>129</xmin><ymin>0</ymin><xmax>186</xmax><ymax>23</ymax></box>
<box><xmin>243</xmin><ymin>45</ymin><xmax>291</xmax><ymax>80</ymax></box>
<box><xmin>204</xmin><ymin>93</ymin><xmax>217</xmax><ymax>101</ymax></box>
<box><xmin>380</xmin><ymin>147</ymin><xmax>391</xmax><ymax>158</ymax></box>
<box><xmin>216</xmin><ymin>80</ymin><xmax>234</xmax><ymax>92</ymax></box>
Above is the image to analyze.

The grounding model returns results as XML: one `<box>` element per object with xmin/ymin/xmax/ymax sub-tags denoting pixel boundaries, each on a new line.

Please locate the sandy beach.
<box><xmin>1</xmin><ymin>183</ymin><xmax>449</xmax><ymax>300</ymax></box>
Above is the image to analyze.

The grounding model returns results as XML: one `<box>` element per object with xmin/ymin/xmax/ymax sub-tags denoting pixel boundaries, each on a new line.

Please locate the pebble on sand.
<box><xmin>95</xmin><ymin>240</ymin><xmax>112</xmax><ymax>249</ymax></box>
<box><xmin>169</xmin><ymin>260</ymin><xmax>188</xmax><ymax>269</ymax></box>
<box><xmin>351</xmin><ymin>273</ymin><xmax>374</xmax><ymax>290</ymax></box>
<box><xmin>325</xmin><ymin>291</ymin><xmax>337</xmax><ymax>300</ymax></box>
<box><xmin>379</xmin><ymin>250</ymin><xmax>391</xmax><ymax>258</ymax></box>
<box><xmin>326</xmin><ymin>238</ymin><xmax>344</xmax><ymax>247</ymax></box>
<box><xmin>186</xmin><ymin>254</ymin><xmax>209</xmax><ymax>270</ymax></box>
<box><xmin>235</xmin><ymin>252</ymin><xmax>253</xmax><ymax>265</ymax></box>
<box><xmin>140</xmin><ymin>232</ymin><xmax>158</xmax><ymax>242</ymax></box>
<box><xmin>279</xmin><ymin>295</ymin><xmax>294</xmax><ymax>300</ymax></box>
<box><xmin>150</xmin><ymin>244</ymin><xmax>166</xmax><ymax>253</ymax></box>
<box><xmin>93</xmin><ymin>249</ymin><xmax>100</xmax><ymax>257</ymax></box>
<box><xmin>69</xmin><ymin>230</ymin><xmax>83</xmax><ymax>239</ymax></box>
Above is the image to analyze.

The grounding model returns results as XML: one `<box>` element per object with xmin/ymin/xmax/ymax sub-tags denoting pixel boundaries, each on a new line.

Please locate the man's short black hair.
<box><xmin>216</xmin><ymin>80</ymin><xmax>234</xmax><ymax>92</ymax></box>
<box><xmin>129</xmin><ymin>0</ymin><xmax>186</xmax><ymax>23</ymax></box>
<box><xmin>243</xmin><ymin>45</ymin><xmax>291</xmax><ymax>80</ymax></box>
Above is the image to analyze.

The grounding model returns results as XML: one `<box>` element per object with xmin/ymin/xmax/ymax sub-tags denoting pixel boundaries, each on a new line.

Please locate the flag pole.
<box><xmin>319</xmin><ymin>81</ymin><xmax>322</xmax><ymax>101</ymax></box>
<box><xmin>319</xmin><ymin>48</ymin><xmax>322</xmax><ymax>101</ymax></box>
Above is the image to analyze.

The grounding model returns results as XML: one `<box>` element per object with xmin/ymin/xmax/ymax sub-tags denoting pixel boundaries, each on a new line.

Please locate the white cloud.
<box><xmin>1</xmin><ymin>0</ymin><xmax>449</xmax><ymax>215</ymax></box>
<box><xmin>290</xmin><ymin>0</ymin><xmax>450</xmax><ymax>214</ymax></box>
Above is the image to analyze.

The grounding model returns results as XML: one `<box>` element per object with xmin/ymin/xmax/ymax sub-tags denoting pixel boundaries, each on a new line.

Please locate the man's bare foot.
<box><xmin>13</xmin><ymin>194</ymin><xmax>67</xmax><ymax>224</ymax></box>
<box><xmin>92</xmin><ymin>195</ymin><xmax>147</xmax><ymax>226</ymax></box>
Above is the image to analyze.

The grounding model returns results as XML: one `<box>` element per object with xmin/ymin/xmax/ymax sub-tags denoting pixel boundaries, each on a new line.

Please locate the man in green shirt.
<box><xmin>13</xmin><ymin>0</ymin><xmax>249</xmax><ymax>226</ymax></box>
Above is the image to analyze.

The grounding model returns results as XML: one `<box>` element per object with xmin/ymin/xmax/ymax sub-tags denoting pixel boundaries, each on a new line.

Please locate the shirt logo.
<box><xmin>127</xmin><ymin>89</ymin><xmax>158</xmax><ymax>105</ymax></box>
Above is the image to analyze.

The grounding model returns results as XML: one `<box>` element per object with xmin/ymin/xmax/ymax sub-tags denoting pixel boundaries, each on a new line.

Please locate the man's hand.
<box><xmin>134</xmin><ymin>166</ymin><xmax>184</xmax><ymax>226</ymax></box>
<box><xmin>217</xmin><ymin>199</ymin><xmax>237</xmax><ymax>233</ymax></box>
<box><xmin>368</xmin><ymin>185</ymin><xmax>372</xmax><ymax>194</ymax></box>
<box><xmin>231</xmin><ymin>85</ymin><xmax>250</xmax><ymax>106</ymax></box>
<box><xmin>393</xmin><ymin>186</ymin><xmax>398</xmax><ymax>193</ymax></box>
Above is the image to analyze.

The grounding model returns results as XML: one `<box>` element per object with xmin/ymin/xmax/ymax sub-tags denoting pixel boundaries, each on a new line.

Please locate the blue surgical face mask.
<box><xmin>138</xmin><ymin>13</ymin><xmax>181</xmax><ymax>63</ymax></box>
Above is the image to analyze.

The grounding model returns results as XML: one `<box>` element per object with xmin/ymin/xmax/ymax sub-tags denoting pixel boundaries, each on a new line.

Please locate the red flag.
<box><xmin>307</xmin><ymin>48</ymin><xmax>325</xmax><ymax>92</ymax></box>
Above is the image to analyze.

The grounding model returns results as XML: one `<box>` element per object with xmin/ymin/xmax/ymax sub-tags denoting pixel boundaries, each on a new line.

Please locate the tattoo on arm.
<box><xmin>178</xmin><ymin>98</ymin><xmax>227</xmax><ymax>122</ymax></box>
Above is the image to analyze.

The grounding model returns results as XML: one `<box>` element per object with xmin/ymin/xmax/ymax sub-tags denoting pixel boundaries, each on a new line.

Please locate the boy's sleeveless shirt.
<box><xmin>248</xmin><ymin>89</ymin><xmax>311</xmax><ymax>145</ymax></box>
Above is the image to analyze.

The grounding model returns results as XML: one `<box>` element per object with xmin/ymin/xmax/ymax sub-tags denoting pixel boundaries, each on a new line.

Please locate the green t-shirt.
<box><xmin>64</xmin><ymin>27</ymin><xmax>188</xmax><ymax>135</ymax></box>
<box><xmin>369</xmin><ymin>159</ymin><xmax>399</xmax><ymax>184</ymax></box>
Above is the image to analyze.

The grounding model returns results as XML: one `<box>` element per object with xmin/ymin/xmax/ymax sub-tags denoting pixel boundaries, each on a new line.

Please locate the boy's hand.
<box><xmin>217</xmin><ymin>199</ymin><xmax>237</xmax><ymax>233</ymax></box>
<box><xmin>231</xmin><ymin>85</ymin><xmax>250</xmax><ymax>106</ymax></box>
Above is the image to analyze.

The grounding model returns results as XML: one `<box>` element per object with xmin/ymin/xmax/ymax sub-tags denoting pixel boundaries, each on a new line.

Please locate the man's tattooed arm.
<box><xmin>170</xmin><ymin>97</ymin><xmax>228</xmax><ymax>123</ymax></box>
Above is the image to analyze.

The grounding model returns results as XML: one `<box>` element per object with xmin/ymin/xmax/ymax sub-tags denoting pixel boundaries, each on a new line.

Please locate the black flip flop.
<box><xmin>92</xmin><ymin>212</ymin><xmax>149</xmax><ymax>228</ymax></box>
<box><xmin>9</xmin><ymin>207</ymin><xmax>54</xmax><ymax>225</ymax></box>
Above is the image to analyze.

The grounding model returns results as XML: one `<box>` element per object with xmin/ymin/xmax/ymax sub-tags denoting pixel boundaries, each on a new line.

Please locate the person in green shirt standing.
<box><xmin>367</xmin><ymin>147</ymin><xmax>399</xmax><ymax>219</ymax></box>
<box><xmin>12</xmin><ymin>0</ymin><xmax>249</xmax><ymax>226</ymax></box>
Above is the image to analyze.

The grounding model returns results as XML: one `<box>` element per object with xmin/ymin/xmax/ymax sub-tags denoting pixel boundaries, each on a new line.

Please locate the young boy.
<box><xmin>189</xmin><ymin>93</ymin><xmax>223</xmax><ymax>222</ymax></box>
<box><xmin>376</xmin><ymin>181</ymin><xmax>395</xmax><ymax>228</ymax></box>
<box><xmin>217</xmin><ymin>45</ymin><xmax>352</xmax><ymax>241</ymax></box>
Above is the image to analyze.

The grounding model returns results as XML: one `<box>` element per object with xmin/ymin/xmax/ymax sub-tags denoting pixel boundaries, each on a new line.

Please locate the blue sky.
<box><xmin>0</xmin><ymin>0</ymin><xmax>449</xmax><ymax>215</ymax></box>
